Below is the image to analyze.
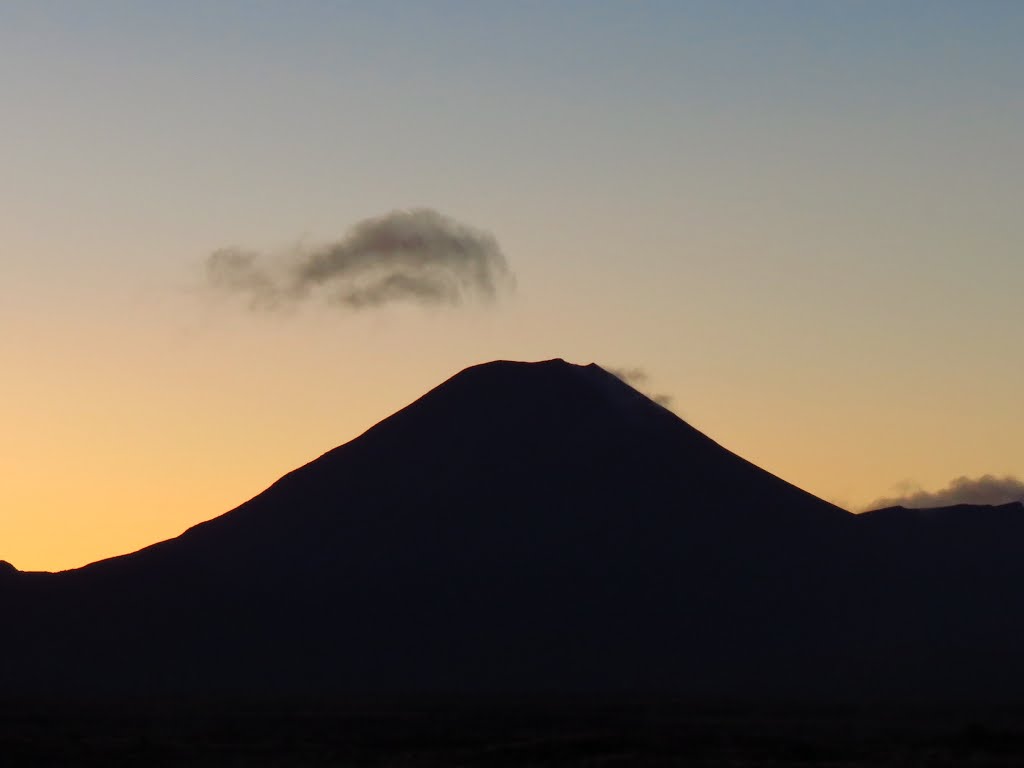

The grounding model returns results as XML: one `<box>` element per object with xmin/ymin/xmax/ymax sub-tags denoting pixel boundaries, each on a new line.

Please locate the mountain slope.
<box><xmin>2</xmin><ymin>360</ymin><xmax>1021</xmax><ymax>705</ymax></box>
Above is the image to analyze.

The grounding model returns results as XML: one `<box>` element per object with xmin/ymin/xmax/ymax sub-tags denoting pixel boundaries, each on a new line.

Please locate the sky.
<box><xmin>3</xmin><ymin>1</ymin><xmax>1022</xmax><ymax>572</ymax></box>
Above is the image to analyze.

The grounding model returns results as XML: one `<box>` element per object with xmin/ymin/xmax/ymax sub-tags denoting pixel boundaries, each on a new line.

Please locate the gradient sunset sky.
<box><xmin>4</xmin><ymin>2</ymin><xmax>1022</xmax><ymax>572</ymax></box>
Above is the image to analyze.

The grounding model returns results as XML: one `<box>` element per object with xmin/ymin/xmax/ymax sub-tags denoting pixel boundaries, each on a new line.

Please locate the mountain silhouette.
<box><xmin>2</xmin><ymin>359</ymin><xmax>1022</xmax><ymax>705</ymax></box>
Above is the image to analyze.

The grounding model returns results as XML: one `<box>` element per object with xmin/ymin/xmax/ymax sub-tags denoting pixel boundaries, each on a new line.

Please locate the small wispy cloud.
<box><xmin>867</xmin><ymin>474</ymin><xmax>1024</xmax><ymax>510</ymax></box>
<box><xmin>606</xmin><ymin>366</ymin><xmax>674</xmax><ymax>409</ymax></box>
<box><xmin>207</xmin><ymin>208</ymin><xmax>513</xmax><ymax>312</ymax></box>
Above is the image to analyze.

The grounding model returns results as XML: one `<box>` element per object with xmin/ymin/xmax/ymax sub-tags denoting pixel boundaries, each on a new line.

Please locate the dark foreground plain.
<box><xmin>4</xmin><ymin>698</ymin><xmax>1024</xmax><ymax>767</ymax></box>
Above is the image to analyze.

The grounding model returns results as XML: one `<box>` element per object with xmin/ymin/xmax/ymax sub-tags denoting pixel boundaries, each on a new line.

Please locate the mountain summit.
<box><xmin>3</xmin><ymin>359</ymin><xmax>1022</xmax><ymax>704</ymax></box>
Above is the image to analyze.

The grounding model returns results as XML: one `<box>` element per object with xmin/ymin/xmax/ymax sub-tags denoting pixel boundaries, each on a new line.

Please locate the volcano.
<box><xmin>3</xmin><ymin>359</ymin><xmax>1023</xmax><ymax>705</ymax></box>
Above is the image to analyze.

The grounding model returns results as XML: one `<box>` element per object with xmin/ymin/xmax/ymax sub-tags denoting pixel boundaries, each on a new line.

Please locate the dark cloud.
<box><xmin>607</xmin><ymin>366</ymin><xmax>674</xmax><ymax>410</ymax></box>
<box><xmin>207</xmin><ymin>209</ymin><xmax>513</xmax><ymax>311</ymax></box>
<box><xmin>868</xmin><ymin>474</ymin><xmax>1024</xmax><ymax>510</ymax></box>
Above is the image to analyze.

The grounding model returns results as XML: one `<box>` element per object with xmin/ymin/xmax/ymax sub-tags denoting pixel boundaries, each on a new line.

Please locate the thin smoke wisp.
<box><xmin>607</xmin><ymin>366</ymin><xmax>674</xmax><ymax>409</ymax></box>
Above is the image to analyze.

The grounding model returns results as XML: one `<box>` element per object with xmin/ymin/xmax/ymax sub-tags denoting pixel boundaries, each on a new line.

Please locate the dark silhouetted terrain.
<box><xmin>5</xmin><ymin>697</ymin><xmax>1024</xmax><ymax>766</ymax></box>
<box><xmin>2</xmin><ymin>361</ymin><xmax>1023</xmax><ymax>757</ymax></box>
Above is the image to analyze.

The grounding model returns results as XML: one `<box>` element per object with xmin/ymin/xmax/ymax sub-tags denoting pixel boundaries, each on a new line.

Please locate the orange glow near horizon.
<box><xmin>5</xmin><ymin>332</ymin><xmax>1021</xmax><ymax>572</ymax></box>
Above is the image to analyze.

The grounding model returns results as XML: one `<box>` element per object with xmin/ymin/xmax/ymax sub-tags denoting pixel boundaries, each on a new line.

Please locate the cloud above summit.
<box><xmin>867</xmin><ymin>474</ymin><xmax>1024</xmax><ymax>510</ymax></box>
<box><xmin>206</xmin><ymin>209</ymin><xmax>513</xmax><ymax>312</ymax></box>
<box><xmin>607</xmin><ymin>366</ymin><xmax>674</xmax><ymax>409</ymax></box>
